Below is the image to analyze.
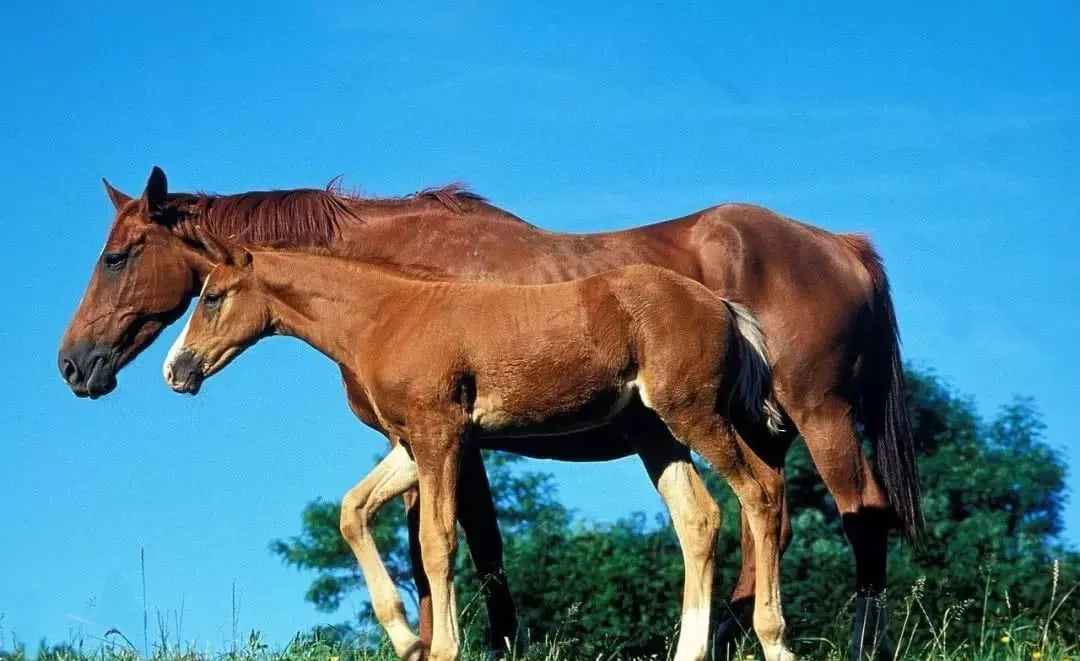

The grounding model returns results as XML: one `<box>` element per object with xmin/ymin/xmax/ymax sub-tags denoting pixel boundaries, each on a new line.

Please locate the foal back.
<box><xmin>379</xmin><ymin>264</ymin><xmax>759</xmax><ymax>440</ymax></box>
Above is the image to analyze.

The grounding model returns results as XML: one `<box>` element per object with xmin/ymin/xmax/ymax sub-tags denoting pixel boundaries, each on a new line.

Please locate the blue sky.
<box><xmin>2</xmin><ymin>0</ymin><xmax>1077</xmax><ymax>651</ymax></box>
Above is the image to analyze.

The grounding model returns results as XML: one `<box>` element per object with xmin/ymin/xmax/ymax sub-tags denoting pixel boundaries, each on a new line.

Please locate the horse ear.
<box><xmin>102</xmin><ymin>178</ymin><xmax>133</xmax><ymax>210</ymax></box>
<box><xmin>191</xmin><ymin>225</ymin><xmax>230</xmax><ymax>264</ymax></box>
<box><xmin>231</xmin><ymin>245</ymin><xmax>253</xmax><ymax>269</ymax></box>
<box><xmin>142</xmin><ymin>166</ymin><xmax>169</xmax><ymax>221</ymax></box>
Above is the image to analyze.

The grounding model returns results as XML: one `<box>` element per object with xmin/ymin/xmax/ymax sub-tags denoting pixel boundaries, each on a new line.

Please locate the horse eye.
<box><xmin>202</xmin><ymin>292</ymin><xmax>223</xmax><ymax>309</ymax></box>
<box><xmin>102</xmin><ymin>252</ymin><xmax>128</xmax><ymax>270</ymax></box>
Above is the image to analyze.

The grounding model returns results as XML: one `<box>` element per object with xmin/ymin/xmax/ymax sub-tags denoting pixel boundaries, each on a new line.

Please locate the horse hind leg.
<box><xmin>793</xmin><ymin>397</ymin><xmax>896</xmax><ymax>661</ymax></box>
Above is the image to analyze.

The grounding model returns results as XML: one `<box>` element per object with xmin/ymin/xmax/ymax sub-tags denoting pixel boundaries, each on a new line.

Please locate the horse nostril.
<box><xmin>61</xmin><ymin>358</ymin><xmax>80</xmax><ymax>385</ymax></box>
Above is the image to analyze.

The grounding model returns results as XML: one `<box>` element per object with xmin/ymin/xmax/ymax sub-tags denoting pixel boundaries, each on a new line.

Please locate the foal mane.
<box><xmin>162</xmin><ymin>181</ymin><xmax>487</xmax><ymax>247</ymax></box>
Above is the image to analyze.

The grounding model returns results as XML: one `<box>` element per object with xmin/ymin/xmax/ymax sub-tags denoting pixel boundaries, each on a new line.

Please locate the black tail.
<box><xmin>842</xmin><ymin>235</ymin><xmax>925</xmax><ymax>547</ymax></box>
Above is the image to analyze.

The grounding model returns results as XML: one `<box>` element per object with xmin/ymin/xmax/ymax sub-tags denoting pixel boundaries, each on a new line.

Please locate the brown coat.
<box><xmin>164</xmin><ymin>246</ymin><xmax>788</xmax><ymax>661</ymax></box>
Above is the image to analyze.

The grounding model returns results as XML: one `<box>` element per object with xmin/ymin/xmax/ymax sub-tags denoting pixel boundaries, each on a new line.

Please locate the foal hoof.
<box><xmin>759</xmin><ymin>641</ymin><xmax>796</xmax><ymax>661</ymax></box>
<box><xmin>396</xmin><ymin>636</ymin><xmax>427</xmax><ymax>661</ymax></box>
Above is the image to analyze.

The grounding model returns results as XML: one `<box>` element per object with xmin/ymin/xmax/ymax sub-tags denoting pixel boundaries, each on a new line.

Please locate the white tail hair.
<box><xmin>723</xmin><ymin>301</ymin><xmax>785</xmax><ymax>435</ymax></box>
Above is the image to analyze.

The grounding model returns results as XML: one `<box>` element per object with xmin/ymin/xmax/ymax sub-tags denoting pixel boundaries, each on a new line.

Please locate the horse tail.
<box><xmin>722</xmin><ymin>300</ymin><xmax>785</xmax><ymax>436</ymax></box>
<box><xmin>840</xmin><ymin>234</ymin><xmax>926</xmax><ymax>547</ymax></box>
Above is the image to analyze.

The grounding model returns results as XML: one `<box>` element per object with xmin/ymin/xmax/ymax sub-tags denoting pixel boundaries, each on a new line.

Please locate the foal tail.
<box><xmin>840</xmin><ymin>234</ymin><xmax>926</xmax><ymax>548</ymax></box>
<box><xmin>722</xmin><ymin>301</ymin><xmax>785</xmax><ymax>436</ymax></box>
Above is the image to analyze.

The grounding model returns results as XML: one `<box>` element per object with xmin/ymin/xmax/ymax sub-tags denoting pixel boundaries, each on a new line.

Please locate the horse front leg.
<box><xmin>403</xmin><ymin>487</ymin><xmax>434</xmax><ymax>652</ymax></box>
<box><xmin>455</xmin><ymin>447</ymin><xmax>518</xmax><ymax>656</ymax></box>
<box><xmin>339</xmin><ymin>445</ymin><xmax>425</xmax><ymax>660</ymax></box>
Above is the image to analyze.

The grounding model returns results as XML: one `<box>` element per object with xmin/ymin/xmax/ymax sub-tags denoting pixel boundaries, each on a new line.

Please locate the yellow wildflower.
<box><xmin>1030</xmin><ymin>652</ymin><xmax>1042</xmax><ymax>660</ymax></box>
<box><xmin>999</xmin><ymin>633</ymin><xmax>1010</xmax><ymax>644</ymax></box>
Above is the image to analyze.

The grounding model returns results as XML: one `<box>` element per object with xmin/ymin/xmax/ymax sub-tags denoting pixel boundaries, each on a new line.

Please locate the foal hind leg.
<box><xmin>794</xmin><ymin>397</ymin><xmax>895</xmax><ymax>661</ymax></box>
<box><xmin>631</xmin><ymin>420</ymin><xmax>720</xmax><ymax>661</ymax></box>
<box><xmin>714</xmin><ymin>509</ymin><xmax>757</xmax><ymax>661</ymax></box>
<box><xmin>663</xmin><ymin>413</ymin><xmax>794</xmax><ymax>661</ymax></box>
<box><xmin>715</xmin><ymin>428</ymin><xmax>796</xmax><ymax>661</ymax></box>
<box><xmin>339</xmin><ymin>445</ymin><xmax>425</xmax><ymax>661</ymax></box>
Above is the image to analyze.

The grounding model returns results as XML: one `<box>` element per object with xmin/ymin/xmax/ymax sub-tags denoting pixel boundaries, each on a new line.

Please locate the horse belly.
<box><xmin>478</xmin><ymin>425</ymin><xmax>635</xmax><ymax>461</ymax></box>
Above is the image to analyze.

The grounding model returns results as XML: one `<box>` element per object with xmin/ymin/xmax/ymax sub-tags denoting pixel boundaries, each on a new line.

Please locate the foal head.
<box><xmin>163</xmin><ymin>237</ymin><xmax>267</xmax><ymax>395</ymax></box>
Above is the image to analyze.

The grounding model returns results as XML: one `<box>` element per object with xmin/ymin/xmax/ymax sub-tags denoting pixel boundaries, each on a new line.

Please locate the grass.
<box><xmin>2</xmin><ymin>610</ymin><xmax>1075</xmax><ymax>661</ymax></box>
<box><xmin>3</xmin><ymin>568</ymin><xmax>1076</xmax><ymax>661</ymax></box>
<box><xmin>0</xmin><ymin>627</ymin><xmax>1076</xmax><ymax>661</ymax></box>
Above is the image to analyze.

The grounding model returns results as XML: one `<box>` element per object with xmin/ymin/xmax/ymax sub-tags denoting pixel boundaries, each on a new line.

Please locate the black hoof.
<box><xmin>851</xmin><ymin>595</ymin><xmax>896</xmax><ymax>661</ymax></box>
<box><xmin>713</xmin><ymin>600</ymin><xmax>754</xmax><ymax>661</ymax></box>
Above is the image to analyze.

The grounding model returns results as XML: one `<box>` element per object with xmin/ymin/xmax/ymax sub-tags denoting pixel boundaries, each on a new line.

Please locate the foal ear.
<box><xmin>191</xmin><ymin>225</ymin><xmax>230</xmax><ymax>264</ymax></box>
<box><xmin>142</xmin><ymin>165</ymin><xmax>169</xmax><ymax>221</ymax></box>
<box><xmin>102</xmin><ymin>178</ymin><xmax>133</xmax><ymax>210</ymax></box>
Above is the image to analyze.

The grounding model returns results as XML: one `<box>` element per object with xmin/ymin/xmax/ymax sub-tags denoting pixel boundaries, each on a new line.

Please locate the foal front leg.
<box><xmin>412</xmin><ymin>424</ymin><xmax>465</xmax><ymax>661</ymax></box>
<box><xmin>406</xmin><ymin>449</ymin><xmax>518</xmax><ymax>657</ymax></box>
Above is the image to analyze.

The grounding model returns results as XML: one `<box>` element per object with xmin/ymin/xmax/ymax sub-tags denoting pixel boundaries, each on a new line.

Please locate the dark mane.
<box><xmin>163</xmin><ymin>181</ymin><xmax>487</xmax><ymax>247</ymax></box>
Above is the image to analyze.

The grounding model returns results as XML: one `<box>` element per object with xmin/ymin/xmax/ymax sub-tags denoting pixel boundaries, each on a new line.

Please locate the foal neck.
<box><xmin>253</xmin><ymin>251</ymin><xmax>428</xmax><ymax>366</ymax></box>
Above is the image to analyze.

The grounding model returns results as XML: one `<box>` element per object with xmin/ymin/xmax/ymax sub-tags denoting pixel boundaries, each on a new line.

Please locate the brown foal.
<box><xmin>163</xmin><ymin>241</ymin><xmax>789</xmax><ymax>661</ymax></box>
<box><xmin>59</xmin><ymin>167</ymin><xmax>921</xmax><ymax>660</ymax></box>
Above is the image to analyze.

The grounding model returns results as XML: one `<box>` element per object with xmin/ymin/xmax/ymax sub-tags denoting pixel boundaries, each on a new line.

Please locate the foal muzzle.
<box><xmin>165</xmin><ymin>349</ymin><xmax>206</xmax><ymax>395</ymax></box>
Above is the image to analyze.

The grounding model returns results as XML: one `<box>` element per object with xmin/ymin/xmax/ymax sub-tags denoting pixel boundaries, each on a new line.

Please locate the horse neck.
<box><xmin>254</xmin><ymin>252</ymin><xmax>412</xmax><ymax>368</ymax></box>
<box><xmin>333</xmin><ymin>201</ymin><xmax>552</xmax><ymax>276</ymax></box>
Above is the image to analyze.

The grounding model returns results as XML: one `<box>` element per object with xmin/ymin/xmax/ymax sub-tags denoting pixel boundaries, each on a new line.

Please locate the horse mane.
<box><xmin>252</xmin><ymin>244</ymin><xmax>457</xmax><ymax>282</ymax></box>
<box><xmin>162</xmin><ymin>181</ymin><xmax>487</xmax><ymax>247</ymax></box>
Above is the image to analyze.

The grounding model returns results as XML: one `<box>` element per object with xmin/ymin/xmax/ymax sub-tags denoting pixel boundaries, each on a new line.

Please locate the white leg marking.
<box><xmin>341</xmin><ymin>446</ymin><xmax>423</xmax><ymax>659</ymax></box>
<box><xmin>673</xmin><ymin>606</ymin><xmax>711</xmax><ymax>661</ymax></box>
<box><xmin>656</xmin><ymin>461</ymin><xmax>718</xmax><ymax>661</ymax></box>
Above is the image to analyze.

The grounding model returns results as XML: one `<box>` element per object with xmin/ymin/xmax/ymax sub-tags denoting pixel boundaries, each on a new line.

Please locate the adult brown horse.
<box><xmin>58</xmin><ymin>166</ymin><xmax>921</xmax><ymax>660</ymax></box>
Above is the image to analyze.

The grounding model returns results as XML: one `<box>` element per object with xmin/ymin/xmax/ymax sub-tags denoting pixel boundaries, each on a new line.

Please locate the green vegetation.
<box><xmin>0</xmin><ymin>608</ymin><xmax>1075</xmax><ymax>661</ymax></box>
<box><xmin>7</xmin><ymin>366</ymin><xmax>1076</xmax><ymax>659</ymax></box>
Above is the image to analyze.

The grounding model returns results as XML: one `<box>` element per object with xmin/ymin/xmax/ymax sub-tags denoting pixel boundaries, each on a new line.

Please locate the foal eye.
<box><xmin>202</xmin><ymin>292</ymin><xmax>224</xmax><ymax>309</ymax></box>
<box><xmin>102</xmin><ymin>252</ymin><xmax>128</xmax><ymax>270</ymax></box>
